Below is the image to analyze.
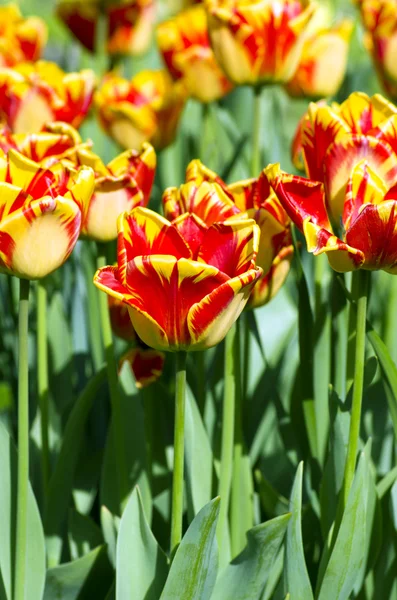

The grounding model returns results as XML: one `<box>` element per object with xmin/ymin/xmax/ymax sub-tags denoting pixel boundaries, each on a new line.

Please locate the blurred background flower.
<box><xmin>0</xmin><ymin>3</ymin><xmax>47</xmax><ymax>67</ymax></box>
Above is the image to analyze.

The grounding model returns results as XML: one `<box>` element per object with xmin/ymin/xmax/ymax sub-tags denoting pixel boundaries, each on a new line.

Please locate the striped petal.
<box><xmin>117</xmin><ymin>207</ymin><xmax>191</xmax><ymax>284</ymax></box>
<box><xmin>368</xmin><ymin>113</ymin><xmax>397</xmax><ymax>155</ymax></box>
<box><xmin>343</xmin><ymin>160</ymin><xmax>388</xmax><ymax>230</ymax></box>
<box><xmin>246</xmin><ymin>244</ymin><xmax>293</xmax><ymax>309</ymax></box>
<box><xmin>119</xmin><ymin>347</ymin><xmax>165</xmax><ymax>389</ymax></box>
<box><xmin>172</xmin><ymin>212</ymin><xmax>208</xmax><ymax>258</ymax></box>
<box><xmin>338</xmin><ymin>92</ymin><xmax>397</xmax><ymax>134</ymax></box>
<box><xmin>324</xmin><ymin>134</ymin><xmax>397</xmax><ymax>226</ymax></box>
<box><xmin>185</xmin><ymin>159</ymin><xmax>229</xmax><ymax>189</ymax></box>
<box><xmin>197</xmin><ymin>219</ymin><xmax>260</xmax><ymax>277</ymax></box>
<box><xmin>228</xmin><ymin>171</ymin><xmax>272</xmax><ymax>211</ymax></box>
<box><xmin>64</xmin><ymin>165</ymin><xmax>95</xmax><ymax>225</ymax></box>
<box><xmin>0</xmin><ymin>194</ymin><xmax>81</xmax><ymax>279</ymax></box>
<box><xmin>106</xmin><ymin>142</ymin><xmax>156</xmax><ymax>204</ymax></box>
<box><xmin>265</xmin><ymin>163</ymin><xmax>331</xmax><ymax>232</ymax></box>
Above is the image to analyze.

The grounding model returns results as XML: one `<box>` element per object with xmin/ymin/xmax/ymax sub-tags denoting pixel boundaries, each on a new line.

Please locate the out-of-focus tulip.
<box><xmin>157</xmin><ymin>5</ymin><xmax>233</xmax><ymax>103</ymax></box>
<box><xmin>94</xmin><ymin>207</ymin><xmax>262</xmax><ymax>351</ymax></box>
<box><xmin>57</xmin><ymin>0</ymin><xmax>155</xmax><ymax>56</ymax></box>
<box><xmin>0</xmin><ymin>4</ymin><xmax>47</xmax><ymax>67</ymax></box>
<box><xmin>358</xmin><ymin>0</ymin><xmax>397</xmax><ymax>99</ymax></box>
<box><xmin>163</xmin><ymin>160</ymin><xmax>293</xmax><ymax>308</ymax></box>
<box><xmin>0</xmin><ymin>123</ymin><xmax>156</xmax><ymax>242</ymax></box>
<box><xmin>120</xmin><ymin>347</ymin><xmax>165</xmax><ymax>388</ymax></box>
<box><xmin>285</xmin><ymin>20</ymin><xmax>353</xmax><ymax>99</ymax></box>
<box><xmin>96</xmin><ymin>70</ymin><xmax>186</xmax><ymax>151</ymax></box>
<box><xmin>0</xmin><ymin>149</ymin><xmax>94</xmax><ymax>280</ymax></box>
<box><xmin>205</xmin><ymin>0</ymin><xmax>316</xmax><ymax>86</ymax></box>
<box><xmin>0</xmin><ymin>61</ymin><xmax>95</xmax><ymax>134</ymax></box>
<box><xmin>291</xmin><ymin>91</ymin><xmax>397</xmax><ymax>182</ymax></box>
<box><xmin>266</xmin><ymin>150</ymin><xmax>397</xmax><ymax>273</ymax></box>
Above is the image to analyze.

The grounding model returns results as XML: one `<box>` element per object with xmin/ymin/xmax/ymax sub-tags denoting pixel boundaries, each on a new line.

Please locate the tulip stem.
<box><xmin>97</xmin><ymin>248</ymin><xmax>129</xmax><ymax>512</ymax></box>
<box><xmin>83</xmin><ymin>244</ymin><xmax>104</xmax><ymax>372</ymax></box>
<box><xmin>14</xmin><ymin>278</ymin><xmax>30</xmax><ymax>600</ymax></box>
<box><xmin>340</xmin><ymin>269</ymin><xmax>369</xmax><ymax>510</ymax></box>
<box><xmin>171</xmin><ymin>350</ymin><xmax>187</xmax><ymax>556</ymax></box>
<box><xmin>37</xmin><ymin>279</ymin><xmax>50</xmax><ymax>498</ymax></box>
<box><xmin>217</xmin><ymin>323</ymin><xmax>238</xmax><ymax>566</ymax></box>
<box><xmin>251</xmin><ymin>86</ymin><xmax>263</xmax><ymax>177</ymax></box>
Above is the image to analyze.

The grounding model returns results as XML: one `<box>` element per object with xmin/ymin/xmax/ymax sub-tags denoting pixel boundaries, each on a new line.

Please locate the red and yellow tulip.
<box><xmin>0</xmin><ymin>3</ymin><xmax>47</xmax><ymax>67</ymax></box>
<box><xmin>205</xmin><ymin>0</ymin><xmax>316</xmax><ymax>85</ymax></box>
<box><xmin>157</xmin><ymin>5</ymin><xmax>233</xmax><ymax>103</ymax></box>
<box><xmin>358</xmin><ymin>0</ymin><xmax>397</xmax><ymax>100</ymax></box>
<box><xmin>285</xmin><ymin>20</ymin><xmax>353</xmax><ymax>99</ymax></box>
<box><xmin>292</xmin><ymin>92</ymin><xmax>397</xmax><ymax>182</ymax></box>
<box><xmin>0</xmin><ymin>149</ymin><xmax>94</xmax><ymax>280</ymax></box>
<box><xmin>266</xmin><ymin>145</ymin><xmax>397</xmax><ymax>273</ymax></box>
<box><xmin>95</xmin><ymin>70</ymin><xmax>186</xmax><ymax>151</ymax></box>
<box><xmin>57</xmin><ymin>0</ymin><xmax>155</xmax><ymax>56</ymax></box>
<box><xmin>163</xmin><ymin>160</ymin><xmax>293</xmax><ymax>308</ymax></box>
<box><xmin>120</xmin><ymin>347</ymin><xmax>165</xmax><ymax>388</ymax></box>
<box><xmin>0</xmin><ymin>61</ymin><xmax>95</xmax><ymax>134</ymax></box>
<box><xmin>94</xmin><ymin>206</ymin><xmax>262</xmax><ymax>351</ymax></box>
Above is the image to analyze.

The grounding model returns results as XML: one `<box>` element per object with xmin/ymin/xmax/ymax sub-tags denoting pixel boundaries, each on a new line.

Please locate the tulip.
<box><xmin>0</xmin><ymin>3</ymin><xmax>47</xmax><ymax>67</ymax></box>
<box><xmin>285</xmin><ymin>20</ymin><xmax>353</xmax><ymax>99</ymax></box>
<box><xmin>120</xmin><ymin>347</ymin><xmax>165</xmax><ymax>388</ymax></box>
<box><xmin>0</xmin><ymin>61</ymin><xmax>95</xmax><ymax>134</ymax></box>
<box><xmin>0</xmin><ymin>149</ymin><xmax>94</xmax><ymax>280</ymax></box>
<box><xmin>163</xmin><ymin>159</ymin><xmax>293</xmax><ymax>308</ymax></box>
<box><xmin>266</xmin><ymin>145</ymin><xmax>397</xmax><ymax>273</ymax></box>
<box><xmin>358</xmin><ymin>0</ymin><xmax>397</xmax><ymax>100</ymax></box>
<box><xmin>56</xmin><ymin>0</ymin><xmax>97</xmax><ymax>52</ymax></box>
<box><xmin>205</xmin><ymin>0</ymin><xmax>316</xmax><ymax>86</ymax></box>
<box><xmin>94</xmin><ymin>207</ymin><xmax>262</xmax><ymax>351</ymax></box>
<box><xmin>95</xmin><ymin>70</ymin><xmax>186</xmax><ymax>151</ymax></box>
<box><xmin>157</xmin><ymin>5</ymin><xmax>233</xmax><ymax>103</ymax></box>
<box><xmin>291</xmin><ymin>91</ymin><xmax>397</xmax><ymax>182</ymax></box>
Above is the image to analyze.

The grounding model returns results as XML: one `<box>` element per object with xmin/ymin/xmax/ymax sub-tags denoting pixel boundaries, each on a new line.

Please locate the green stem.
<box><xmin>340</xmin><ymin>269</ymin><xmax>369</xmax><ymax>509</ymax></box>
<box><xmin>170</xmin><ymin>351</ymin><xmax>187</xmax><ymax>556</ymax></box>
<box><xmin>14</xmin><ymin>278</ymin><xmax>30</xmax><ymax>600</ymax></box>
<box><xmin>200</xmin><ymin>102</ymin><xmax>211</xmax><ymax>163</ymax></box>
<box><xmin>196</xmin><ymin>352</ymin><xmax>206</xmax><ymax>415</ymax></box>
<box><xmin>251</xmin><ymin>86</ymin><xmax>262</xmax><ymax>177</ymax></box>
<box><xmin>385</xmin><ymin>274</ymin><xmax>397</xmax><ymax>363</ymax></box>
<box><xmin>345</xmin><ymin>272</ymin><xmax>359</xmax><ymax>399</ymax></box>
<box><xmin>97</xmin><ymin>247</ymin><xmax>129</xmax><ymax>511</ymax></box>
<box><xmin>242</xmin><ymin>313</ymin><xmax>251</xmax><ymax>404</ymax></box>
<box><xmin>82</xmin><ymin>244</ymin><xmax>104</xmax><ymax>372</ymax></box>
<box><xmin>37</xmin><ymin>279</ymin><xmax>50</xmax><ymax>498</ymax></box>
<box><xmin>217</xmin><ymin>323</ymin><xmax>237</xmax><ymax>566</ymax></box>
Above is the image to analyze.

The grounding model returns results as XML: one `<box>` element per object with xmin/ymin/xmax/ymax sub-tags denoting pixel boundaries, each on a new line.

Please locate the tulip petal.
<box><xmin>369</xmin><ymin>113</ymin><xmax>397</xmax><ymax>155</ymax></box>
<box><xmin>198</xmin><ymin>219</ymin><xmax>259</xmax><ymax>277</ymax></box>
<box><xmin>246</xmin><ymin>244</ymin><xmax>293</xmax><ymax>309</ymax></box>
<box><xmin>108</xmin><ymin>294</ymin><xmax>136</xmax><ymax>341</ymax></box>
<box><xmin>187</xmin><ymin>266</ymin><xmax>262</xmax><ymax>350</ymax></box>
<box><xmin>106</xmin><ymin>142</ymin><xmax>156</xmax><ymax>203</ymax></box>
<box><xmin>265</xmin><ymin>163</ymin><xmax>331</xmax><ymax>232</ymax></box>
<box><xmin>324</xmin><ymin>134</ymin><xmax>397</xmax><ymax>225</ymax></box>
<box><xmin>172</xmin><ymin>212</ymin><xmax>208</xmax><ymax>258</ymax></box>
<box><xmin>338</xmin><ymin>92</ymin><xmax>397</xmax><ymax>135</ymax></box>
<box><xmin>64</xmin><ymin>165</ymin><xmax>95</xmax><ymax>224</ymax></box>
<box><xmin>343</xmin><ymin>160</ymin><xmax>388</xmax><ymax>230</ymax></box>
<box><xmin>117</xmin><ymin>207</ymin><xmax>192</xmax><ymax>284</ymax></box>
<box><xmin>228</xmin><ymin>171</ymin><xmax>273</xmax><ymax>211</ymax></box>
<box><xmin>120</xmin><ymin>347</ymin><xmax>165</xmax><ymax>389</ymax></box>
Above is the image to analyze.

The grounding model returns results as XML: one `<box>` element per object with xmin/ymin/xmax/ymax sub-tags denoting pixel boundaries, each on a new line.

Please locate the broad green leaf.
<box><xmin>262</xmin><ymin>548</ymin><xmax>284</xmax><ymax>600</ymax></box>
<box><xmin>284</xmin><ymin>463</ymin><xmax>313</xmax><ymax>600</ymax></box>
<box><xmin>116</xmin><ymin>488</ymin><xmax>168</xmax><ymax>600</ymax></box>
<box><xmin>160</xmin><ymin>497</ymin><xmax>220</xmax><ymax>600</ymax></box>
<box><xmin>317</xmin><ymin>448</ymin><xmax>369</xmax><ymax>600</ymax></box>
<box><xmin>101</xmin><ymin>363</ymin><xmax>151</xmax><ymax>520</ymax></box>
<box><xmin>100</xmin><ymin>505</ymin><xmax>119</xmax><ymax>568</ymax></box>
<box><xmin>211</xmin><ymin>513</ymin><xmax>291</xmax><ymax>600</ymax></box>
<box><xmin>43</xmin><ymin>545</ymin><xmax>113</xmax><ymax>600</ymax></box>
<box><xmin>44</xmin><ymin>368</ymin><xmax>107</xmax><ymax>568</ymax></box>
<box><xmin>68</xmin><ymin>509</ymin><xmax>103</xmax><ymax>561</ymax></box>
<box><xmin>0</xmin><ymin>422</ymin><xmax>46</xmax><ymax>600</ymax></box>
<box><xmin>185</xmin><ymin>385</ymin><xmax>213</xmax><ymax>518</ymax></box>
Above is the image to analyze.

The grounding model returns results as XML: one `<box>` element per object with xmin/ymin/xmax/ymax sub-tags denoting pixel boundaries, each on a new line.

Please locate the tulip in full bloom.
<box><xmin>205</xmin><ymin>0</ymin><xmax>316</xmax><ymax>85</ymax></box>
<box><xmin>285</xmin><ymin>20</ymin><xmax>353</xmax><ymax>99</ymax></box>
<box><xmin>0</xmin><ymin>61</ymin><xmax>95</xmax><ymax>134</ymax></box>
<box><xmin>94</xmin><ymin>207</ymin><xmax>262</xmax><ymax>351</ymax></box>
<box><xmin>96</xmin><ymin>70</ymin><xmax>186</xmax><ymax>151</ymax></box>
<box><xmin>157</xmin><ymin>5</ymin><xmax>233</xmax><ymax>103</ymax></box>
<box><xmin>0</xmin><ymin>149</ymin><xmax>94</xmax><ymax>280</ymax></box>
<box><xmin>291</xmin><ymin>92</ymin><xmax>397</xmax><ymax>182</ymax></box>
<box><xmin>358</xmin><ymin>0</ymin><xmax>397</xmax><ymax>99</ymax></box>
<box><xmin>0</xmin><ymin>3</ymin><xmax>47</xmax><ymax>67</ymax></box>
<box><xmin>163</xmin><ymin>160</ymin><xmax>293</xmax><ymax>308</ymax></box>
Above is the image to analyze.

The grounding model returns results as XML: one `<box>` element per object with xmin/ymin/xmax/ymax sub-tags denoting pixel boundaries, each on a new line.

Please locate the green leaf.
<box><xmin>100</xmin><ymin>506</ymin><xmax>119</xmax><ymax>568</ymax></box>
<box><xmin>43</xmin><ymin>545</ymin><xmax>113</xmax><ymax>600</ymax></box>
<box><xmin>44</xmin><ymin>368</ymin><xmax>107</xmax><ymax>568</ymax></box>
<box><xmin>160</xmin><ymin>497</ymin><xmax>220</xmax><ymax>600</ymax></box>
<box><xmin>317</xmin><ymin>447</ymin><xmax>370</xmax><ymax>600</ymax></box>
<box><xmin>68</xmin><ymin>509</ymin><xmax>103</xmax><ymax>561</ymax></box>
<box><xmin>211</xmin><ymin>513</ymin><xmax>291</xmax><ymax>600</ymax></box>
<box><xmin>284</xmin><ymin>462</ymin><xmax>313</xmax><ymax>600</ymax></box>
<box><xmin>185</xmin><ymin>385</ymin><xmax>213</xmax><ymax>518</ymax></box>
<box><xmin>101</xmin><ymin>363</ymin><xmax>151</xmax><ymax>520</ymax></box>
<box><xmin>0</xmin><ymin>422</ymin><xmax>46</xmax><ymax>600</ymax></box>
<box><xmin>116</xmin><ymin>487</ymin><xmax>168</xmax><ymax>600</ymax></box>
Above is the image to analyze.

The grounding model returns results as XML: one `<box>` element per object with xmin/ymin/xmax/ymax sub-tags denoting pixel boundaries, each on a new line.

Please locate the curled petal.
<box><xmin>185</xmin><ymin>158</ymin><xmax>229</xmax><ymax>189</ymax></box>
<box><xmin>106</xmin><ymin>142</ymin><xmax>156</xmax><ymax>203</ymax></box>
<box><xmin>120</xmin><ymin>347</ymin><xmax>165</xmax><ymax>389</ymax></box>
<box><xmin>246</xmin><ymin>244</ymin><xmax>293</xmax><ymax>309</ymax></box>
